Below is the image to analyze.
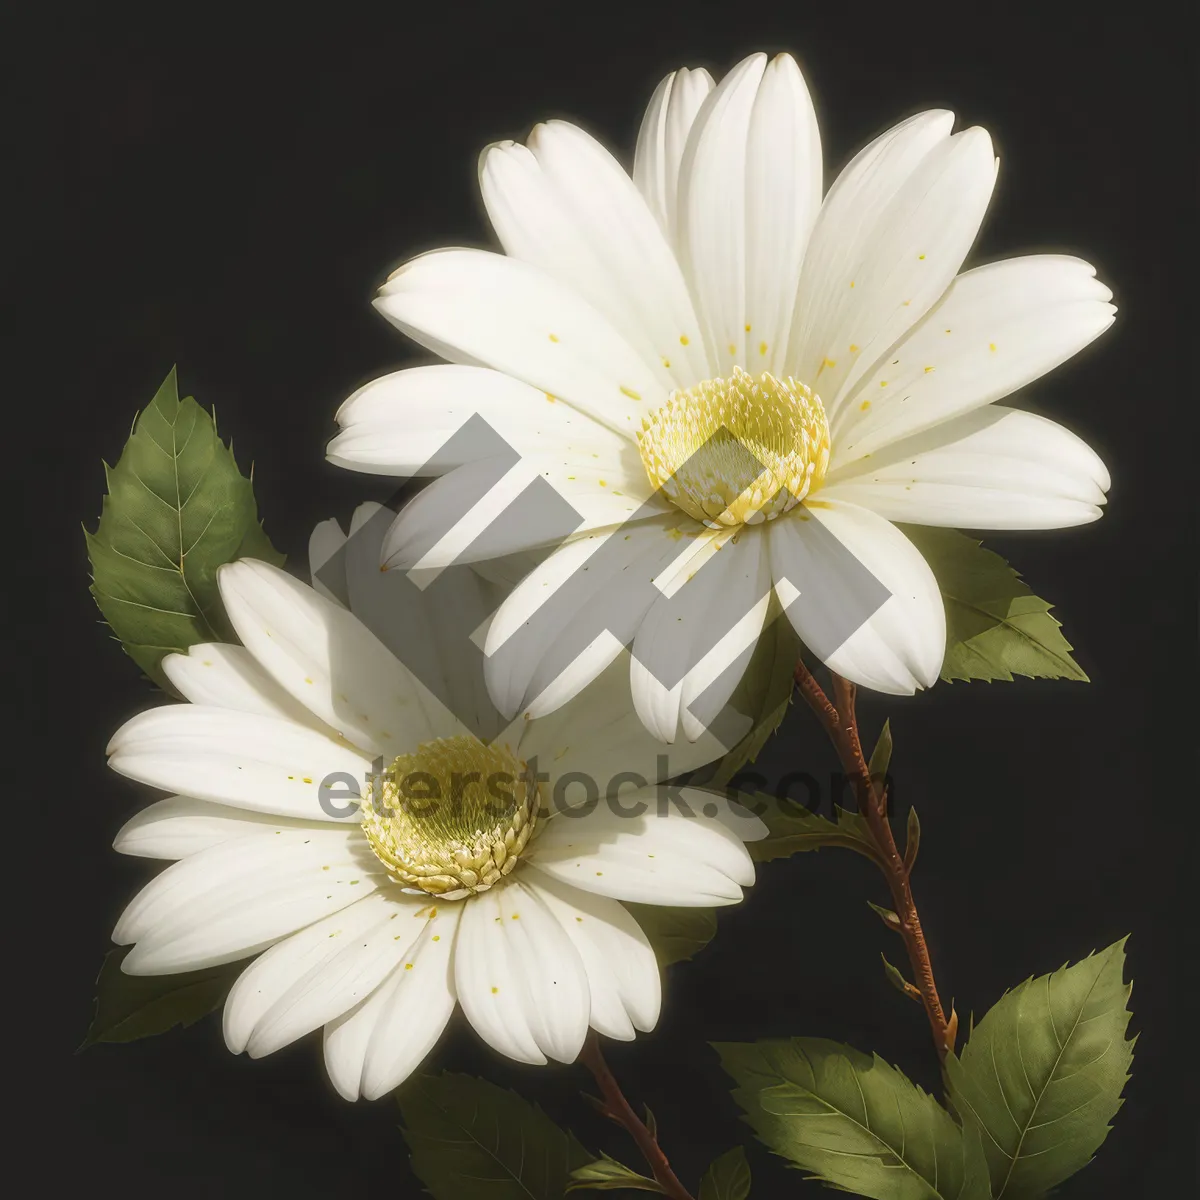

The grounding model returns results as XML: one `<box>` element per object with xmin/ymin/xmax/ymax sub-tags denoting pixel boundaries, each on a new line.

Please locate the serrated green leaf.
<box><xmin>86</xmin><ymin>368</ymin><xmax>284</xmax><ymax>689</ymax></box>
<box><xmin>945</xmin><ymin>937</ymin><xmax>1134</xmax><ymax>1198</ymax></box>
<box><xmin>699</xmin><ymin>1146</ymin><xmax>751</xmax><ymax>1200</ymax></box>
<box><xmin>742</xmin><ymin>792</ymin><xmax>879</xmax><ymax>864</ymax></box>
<box><xmin>717</xmin><ymin>1038</ymin><xmax>990</xmax><ymax>1200</ymax></box>
<box><xmin>568</xmin><ymin>1155</ymin><xmax>666</xmax><ymax>1192</ymax></box>
<box><xmin>399</xmin><ymin>1072</ymin><xmax>592</xmax><ymax>1200</ymax></box>
<box><xmin>707</xmin><ymin>612</ymin><xmax>801</xmax><ymax>788</ymax></box>
<box><xmin>625</xmin><ymin>903</ymin><xmax>718</xmax><ymax>966</ymax></box>
<box><xmin>899</xmin><ymin>525</ymin><xmax>1086</xmax><ymax>683</ymax></box>
<box><xmin>81</xmin><ymin>947</ymin><xmax>243</xmax><ymax>1048</ymax></box>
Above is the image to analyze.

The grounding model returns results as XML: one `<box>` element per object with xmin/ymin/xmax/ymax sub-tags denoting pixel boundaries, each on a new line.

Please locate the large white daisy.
<box><xmin>107</xmin><ymin>559</ymin><xmax>764</xmax><ymax>1100</ymax></box>
<box><xmin>329</xmin><ymin>51</ymin><xmax>1114</xmax><ymax>741</ymax></box>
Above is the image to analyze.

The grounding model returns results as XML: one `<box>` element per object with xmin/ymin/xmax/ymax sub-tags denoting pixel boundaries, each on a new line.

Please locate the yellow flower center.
<box><xmin>637</xmin><ymin>366</ymin><xmax>830</xmax><ymax>527</ymax></box>
<box><xmin>360</xmin><ymin>736</ymin><xmax>539</xmax><ymax>898</ymax></box>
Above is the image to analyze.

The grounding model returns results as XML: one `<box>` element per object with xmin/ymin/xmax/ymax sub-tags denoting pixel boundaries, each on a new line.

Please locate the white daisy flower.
<box><xmin>328</xmin><ymin>51</ymin><xmax>1114</xmax><ymax>740</ymax></box>
<box><xmin>107</xmin><ymin>558</ymin><xmax>764</xmax><ymax>1100</ymax></box>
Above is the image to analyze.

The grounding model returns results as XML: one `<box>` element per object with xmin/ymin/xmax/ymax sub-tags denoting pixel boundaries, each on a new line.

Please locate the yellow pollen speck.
<box><xmin>548</xmin><ymin>333</ymin><xmax>559</xmax><ymax>342</ymax></box>
<box><xmin>879</xmin><ymin>381</ymin><xmax>888</xmax><ymax>388</ymax></box>
<box><xmin>860</xmin><ymin>400</ymin><xmax>871</xmax><ymax>411</ymax></box>
<box><xmin>823</xmin><ymin>357</ymin><xmax>836</xmax><ymax>369</ymax></box>
<box><xmin>404</xmin><ymin>963</ymin><xmax>413</xmax><ymax>970</ymax></box>
<box><xmin>679</xmin><ymin>334</ymin><xmax>690</xmax><ymax>345</ymax></box>
<box><xmin>727</xmin><ymin>343</ymin><xmax>736</xmax><ymax>355</ymax></box>
<box><xmin>849</xmin><ymin>280</ymin><xmax>856</xmax><ymax>288</ymax></box>
<box><xmin>662</xmin><ymin>357</ymin><xmax>671</xmax><ymax>368</ymax></box>
<box><xmin>545</xmin><ymin>393</ymin><xmax>555</xmax><ymax>403</ymax></box>
<box><xmin>759</xmin><ymin>341</ymin><xmax>768</xmax><ymax>355</ymax></box>
<box><xmin>491</xmin><ymin>986</ymin><xmax>499</xmax><ymax>994</ymax></box>
<box><xmin>575</xmin><ymin>916</ymin><xmax>583</xmax><ymax>922</ymax></box>
<box><xmin>918</xmin><ymin>254</ymin><xmax>926</xmax><ymax>260</ymax></box>
<box><xmin>595</xmin><ymin>871</ymin><xmax>604</xmax><ymax>876</ymax></box>
<box><xmin>850</xmin><ymin>343</ymin><xmax>860</xmax><ymax>353</ymax></box>
<box><xmin>903</xmin><ymin>299</ymin><xmax>911</xmax><ymax>306</ymax></box>
<box><xmin>924</xmin><ymin>365</ymin><xmax>935</xmax><ymax>373</ymax></box>
<box><xmin>511</xmin><ymin>913</ymin><xmax>519</xmax><ymax>920</ymax></box>
<box><xmin>287</xmin><ymin>775</ymin><xmax>294</xmax><ymax>780</ymax></box>
<box><xmin>202</xmin><ymin>660</ymin><xmax>212</xmax><ymax>667</ymax></box>
<box><xmin>302</xmin><ymin>776</ymin><xmax>313</xmax><ymax>784</ymax></box>
<box><xmin>620</xmin><ymin>385</ymin><xmax>642</xmax><ymax>401</ymax></box>
<box><xmin>744</xmin><ymin>323</ymin><xmax>752</xmax><ymax>332</ymax></box>
<box><xmin>432</xmin><ymin>934</ymin><xmax>440</xmax><ymax>941</ymax></box>
<box><xmin>598</xmin><ymin>479</ymin><xmax>607</xmax><ymax>487</ymax></box>
<box><xmin>989</xmin><ymin>342</ymin><xmax>997</xmax><ymax>352</ymax></box>
<box><xmin>322</xmin><ymin>865</ymin><xmax>329</xmax><ymax>871</ymax></box>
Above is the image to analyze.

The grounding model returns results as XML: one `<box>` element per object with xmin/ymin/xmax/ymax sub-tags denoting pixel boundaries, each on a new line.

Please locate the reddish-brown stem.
<box><xmin>794</xmin><ymin>660</ymin><xmax>954</xmax><ymax>1061</ymax></box>
<box><xmin>578</xmin><ymin>1032</ymin><xmax>696</xmax><ymax>1200</ymax></box>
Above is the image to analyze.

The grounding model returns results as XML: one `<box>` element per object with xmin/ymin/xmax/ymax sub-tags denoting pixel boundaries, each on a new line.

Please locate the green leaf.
<box><xmin>880</xmin><ymin>953</ymin><xmax>920</xmax><ymax>1003</ymax></box>
<box><xmin>625</xmin><ymin>904</ymin><xmax>718</xmax><ymax>967</ymax></box>
<box><xmin>699</xmin><ymin>1147</ymin><xmax>751</xmax><ymax>1200</ymax></box>
<box><xmin>81</xmin><ymin>947</ymin><xmax>243</xmax><ymax>1048</ymax></box>
<box><xmin>86</xmin><ymin>368</ymin><xmax>284</xmax><ymax>689</ymax></box>
<box><xmin>399</xmin><ymin>1072</ymin><xmax>592</xmax><ymax>1200</ymax></box>
<box><xmin>904</xmin><ymin>807</ymin><xmax>921</xmax><ymax>869</ymax></box>
<box><xmin>867</xmin><ymin>719</ymin><xmax>893</xmax><ymax>781</ymax></box>
<box><xmin>707</xmin><ymin>611</ymin><xmax>801</xmax><ymax>788</ymax></box>
<box><xmin>569</xmin><ymin>1155</ymin><xmax>666</xmax><ymax>1193</ymax></box>
<box><xmin>717</xmin><ymin>1038</ymin><xmax>991</xmax><ymax>1200</ymax></box>
<box><xmin>742</xmin><ymin>792</ymin><xmax>879</xmax><ymax>865</ymax></box>
<box><xmin>944</xmin><ymin>937</ymin><xmax>1134</xmax><ymax>1198</ymax></box>
<box><xmin>899</xmin><ymin>526</ymin><xmax>1086</xmax><ymax>683</ymax></box>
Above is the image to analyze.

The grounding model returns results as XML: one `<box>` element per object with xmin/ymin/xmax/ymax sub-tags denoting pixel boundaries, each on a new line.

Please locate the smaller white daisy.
<box><xmin>107</xmin><ymin>559</ymin><xmax>764</xmax><ymax>1100</ymax></box>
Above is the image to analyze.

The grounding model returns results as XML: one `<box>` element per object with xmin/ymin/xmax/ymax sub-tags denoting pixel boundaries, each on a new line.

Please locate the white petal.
<box><xmin>113</xmin><ymin>796</ymin><xmax>326</xmax><ymax>860</ymax></box>
<box><xmin>770</xmin><ymin>499</ymin><xmax>945</xmax><ymax>694</ymax></box>
<box><xmin>528</xmin><ymin>791</ymin><xmax>754</xmax><ymax>905</ymax></box>
<box><xmin>525</xmin><ymin>873</ymin><xmax>661</xmax><ymax>1040</ymax></box>
<box><xmin>329</xmin><ymin>363</ymin><xmax>628</xmax><ymax>476</ymax></box>
<box><xmin>162</xmin><ymin>643</ymin><xmax>325</xmax><ymax>727</ymax></box>
<box><xmin>634</xmin><ymin>66</ymin><xmax>715</xmax><ymax>246</ymax></box>
<box><xmin>107</xmin><ymin>705</ymin><xmax>372</xmax><ymax>821</ymax></box>
<box><xmin>117</xmin><ymin>828</ymin><xmax>381</xmax><ymax>972</ymax></box>
<box><xmin>797</xmin><ymin>122</ymin><xmax>996</xmax><ymax>412</ymax></box>
<box><xmin>676</xmin><ymin>52</ymin><xmax>767</xmax><ymax>375</ymax></box>
<box><xmin>515</xmin><ymin>652</ymin><xmax>731</xmax><ymax>803</ymax></box>
<box><xmin>354</xmin><ymin>904</ymin><xmax>460</xmax><ymax>1100</ymax></box>
<box><xmin>482</xmin><ymin>514</ymin><xmax>692</xmax><ymax>719</ymax></box>
<box><xmin>829</xmin><ymin>255</ymin><xmax>1116</xmax><ymax>461</ymax></box>
<box><xmin>218</xmin><ymin>558</ymin><xmax>438</xmax><ymax>753</ymax></box>
<box><xmin>454</xmin><ymin>879</ymin><xmax>590</xmax><ymax>1065</ymax></box>
<box><xmin>481</xmin><ymin>125</ymin><xmax>711</xmax><ymax>389</ymax></box>
<box><xmin>743</xmin><ymin>53</ymin><xmax>822</xmax><ymax>377</ymax></box>
<box><xmin>241</xmin><ymin>893</ymin><xmax>435</xmax><ymax>1059</ymax></box>
<box><xmin>822</xmin><ymin>406</ymin><xmax>1109</xmax><ymax>528</ymax></box>
<box><xmin>222</xmin><ymin>890</ymin><xmax>426</xmax><ymax>1055</ymax></box>
<box><xmin>374</xmin><ymin>248</ymin><xmax>667</xmax><ymax>436</ymax></box>
<box><xmin>309</xmin><ymin>516</ymin><xmax>349</xmax><ymax>605</ymax></box>
<box><xmin>630</xmin><ymin>525</ymin><xmax>771</xmax><ymax>743</ymax></box>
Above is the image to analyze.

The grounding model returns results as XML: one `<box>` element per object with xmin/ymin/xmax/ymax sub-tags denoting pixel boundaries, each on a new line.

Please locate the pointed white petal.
<box><xmin>217</xmin><ymin>558</ymin><xmax>437</xmax><ymax>753</ymax></box>
<box><xmin>529</xmin><ymin>792</ymin><xmax>754</xmax><ymax>905</ymax></box>
<box><xmin>481</xmin><ymin>125</ymin><xmax>710</xmax><ymax>389</ymax></box>
<box><xmin>634</xmin><ymin>66</ymin><xmax>715</xmax><ymax>247</ymax></box>
<box><xmin>526</xmin><ymin>873</ymin><xmax>661</xmax><ymax>1039</ymax></box>
<box><xmin>222</xmin><ymin>890</ymin><xmax>426</xmax><ymax>1055</ymax></box>
<box><xmin>117</xmin><ymin>829</ymin><xmax>381</xmax><ymax>972</ymax></box>
<box><xmin>107</xmin><ymin>705</ymin><xmax>371</xmax><ymax>821</ymax></box>
<box><xmin>454</xmin><ymin>880</ymin><xmax>590</xmax><ymax>1065</ymax></box>
<box><xmin>743</xmin><ymin>53</ymin><xmax>822</xmax><ymax>377</ymax></box>
<box><xmin>822</xmin><ymin>406</ymin><xmax>1109</xmax><ymax>528</ymax></box>
<box><xmin>829</xmin><ymin>255</ymin><xmax>1116</xmax><ymax>461</ymax></box>
<box><xmin>676</xmin><ymin>53</ymin><xmax>768</xmax><ymax>375</ymax></box>
<box><xmin>113</xmin><ymin>796</ymin><xmax>327</xmax><ymax>860</ymax></box>
<box><xmin>329</xmin><ymin>363</ymin><xmax>628</xmax><ymax>476</ymax></box>
<box><xmin>374</xmin><ymin>248</ymin><xmax>668</xmax><ymax>436</ymax></box>
<box><xmin>770</xmin><ymin>500</ymin><xmax>945</xmax><ymax>694</ymax></box>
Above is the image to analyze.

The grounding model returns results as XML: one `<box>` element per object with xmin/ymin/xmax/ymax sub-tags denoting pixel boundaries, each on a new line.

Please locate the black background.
<box><xmin>11</xmin><ymin>3</ymin><xmax>1194</xmax><ymax>1195</ymax></box>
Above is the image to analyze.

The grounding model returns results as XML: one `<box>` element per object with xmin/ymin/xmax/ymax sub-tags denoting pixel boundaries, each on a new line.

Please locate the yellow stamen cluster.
<box><xmin>360</xmin><ymin>737</ymin><xmax>539</xmax><ymax>898</ymax></box>
<box><xmin>637</xmin><ymin>367</ymin><xmax>830</xmax><ymax>527</ymax></box>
